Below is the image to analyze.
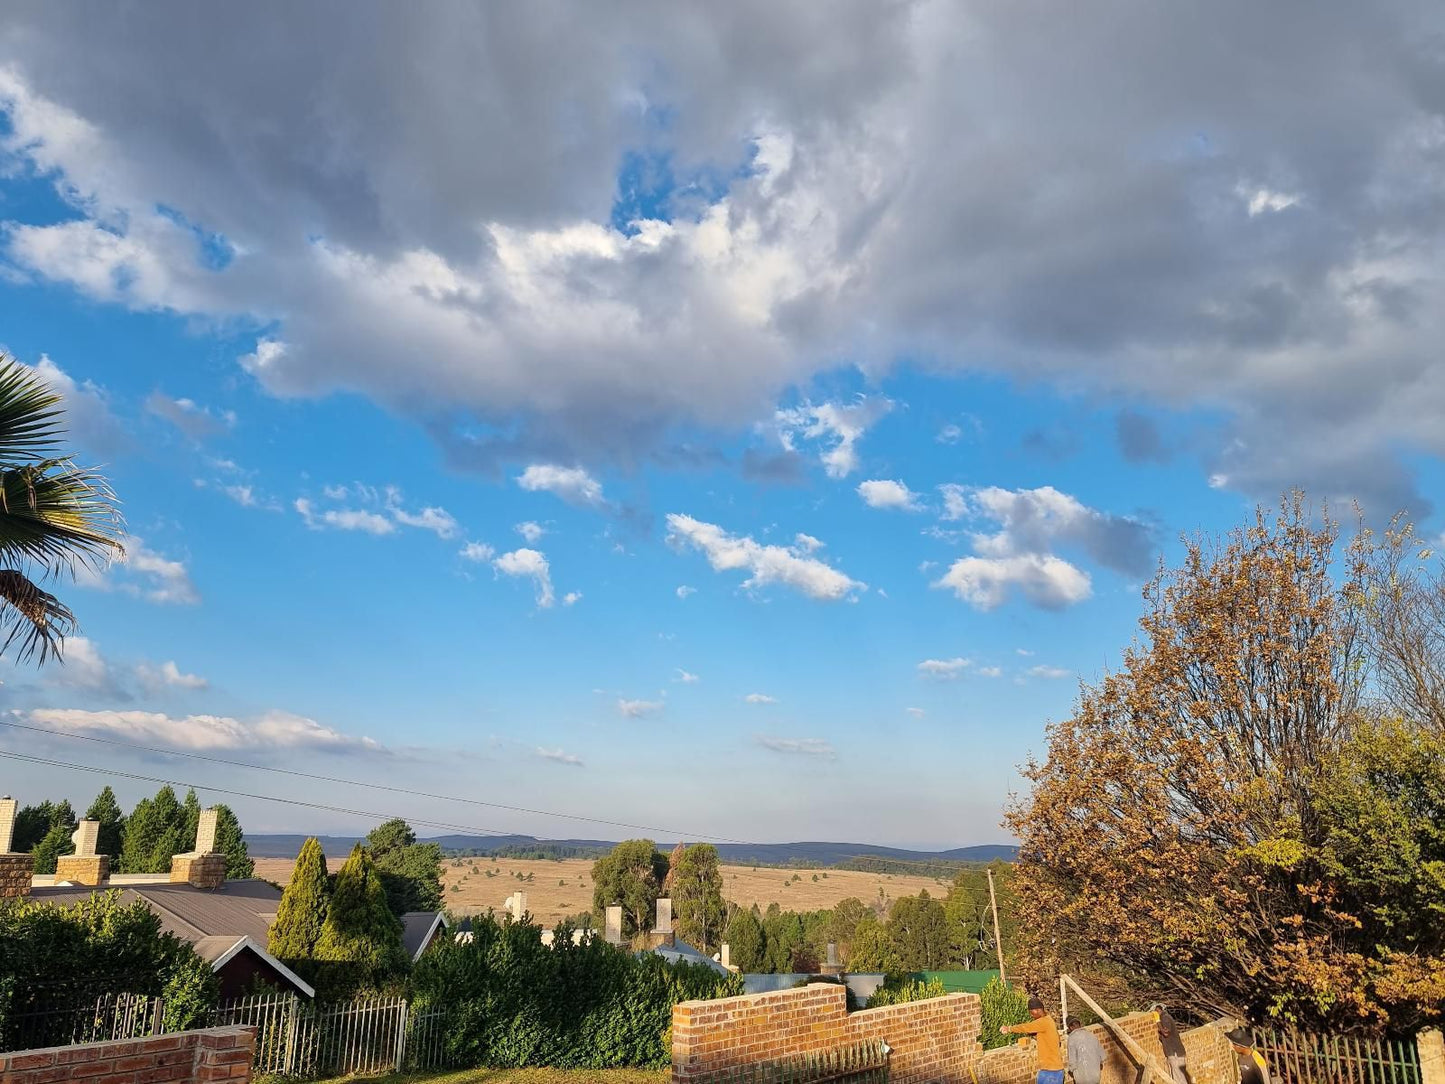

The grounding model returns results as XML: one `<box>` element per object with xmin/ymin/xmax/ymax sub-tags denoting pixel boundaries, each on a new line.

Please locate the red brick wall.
<box><xmin>976</xmin><ymin>1012</ymin><xmax>1235</xmax><ymax>1084</ymax></box>
<box><xmin>0</xmin><ymin>1025</ymin><xmax>256</xmax><ymax>1084</ymax></box>
<box><xmin>672</xmin><ymin>982</ymin><xmax>982</xmax><ymax>1083</ymax></box>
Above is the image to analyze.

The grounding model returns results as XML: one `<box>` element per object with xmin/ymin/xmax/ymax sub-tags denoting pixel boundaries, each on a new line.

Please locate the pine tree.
<box><xmin>213</xmin><ymin>805</ymin><xmax>253</xmax><ymax>878</ymax></box>
<box><xmin>31</xmin><ymin>819</ymin><xmax>76</xmax><ymax>874</ymax></box>
<box><xmin>269</xmin><ymin>837</ymin><xmax>330</xmax><ymax>969</ymax></box>
<box><xmin>313</xmin><ymin>845</ymin><xmax>407</xmax><ymax>995</ymax></box>
<box><xmin>119</xmin><ymin>786</ymin><xmax>189</xmax><ymax>873</ymax></box>
<box><xmin>365</xmin><ymin>818</ymin><xmax>441</xmax><ymax>914</ymax></box>
<box><xmin>84</xmin><ymin>786</ymin><xmax>126</xmax><ymax>860</ymax></box>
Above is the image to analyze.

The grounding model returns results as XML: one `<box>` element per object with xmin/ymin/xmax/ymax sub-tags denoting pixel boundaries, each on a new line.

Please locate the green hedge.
<box><xmin>411</xmin><ymin>915</ymin><xmax>742</xmax><ymax>1069</ymax></box>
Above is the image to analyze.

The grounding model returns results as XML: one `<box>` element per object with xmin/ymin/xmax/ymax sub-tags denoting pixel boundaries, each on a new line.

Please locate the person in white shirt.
<box><xmin>1065</xmin><ymin>1017</ymin><xmax>1105</xmax><ymax>1084</ymax></box>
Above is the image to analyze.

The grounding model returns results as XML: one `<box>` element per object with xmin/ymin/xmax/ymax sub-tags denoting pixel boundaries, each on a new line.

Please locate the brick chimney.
<box><xmin>0</xmin><ymin>796</ymin><xmax>33</xmax><ymax>898</ymax></box>
<box><xmin>55</xmin><ymin>820</ymin><xmax>109</xmax><ymax>885</ymax></box>
<box><xmin>170</xmin><ymin>807</ymin><xmax>226</xmax><ymax>890</ymax></box>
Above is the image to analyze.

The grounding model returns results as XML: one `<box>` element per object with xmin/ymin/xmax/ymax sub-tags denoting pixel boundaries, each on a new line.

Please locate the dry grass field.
<box><xmin>252</xmin><ymin>855</ymin><xmax>953</xmax><ymax>925</ymax></box>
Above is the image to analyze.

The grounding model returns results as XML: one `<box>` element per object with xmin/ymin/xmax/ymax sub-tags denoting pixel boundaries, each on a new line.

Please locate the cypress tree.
<box><xmin>84</xmin><ymin>786</ymin><xmax>126</xmax><ymax>860</ymax></box>
<box><xmin>119</xmin><ymin>786</ymin><xmax>187</xmax><ymax>873</ymax></box>
<box><xmin>269</xmin><ymin>837</ymin><xmax>330</xmax><ymax>968</ymax></box>
<box><xmin>213</xmin><ymin>805</ymin><xmax>253</xmax><ymax>878</ymax></box>
<box><xmin>313</xmin><ymin>845</ymin><xmax>407</xmax><ymax>995</ymax></box>
<box><xmin>31</xmin><ymin>820</ymin><xmax>76</xmax><ymax>874</ymax></box>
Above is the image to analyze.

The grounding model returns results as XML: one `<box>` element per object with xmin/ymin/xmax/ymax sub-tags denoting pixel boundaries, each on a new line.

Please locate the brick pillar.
<box><xmin>1419</xmin><ymin>1029</ymin><xmax>1445</xmax><ymax>1084</ymax></box>
<box><xmin>170</xmin><ymin>852</ymin><xmax>226</xmax><ymax>889</ymax></box>
<box><xmin>0</xmin><ymin>796</ymin><xmax>31</xmax><ymax>898</ymax></box>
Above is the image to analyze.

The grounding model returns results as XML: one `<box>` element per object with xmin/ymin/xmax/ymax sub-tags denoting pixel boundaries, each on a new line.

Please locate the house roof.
<box><xmin>191</xmin><ymin>935</ymin><xmax>317</xmax><ymax>999</ymax></box>
<box><xmin>651</xmin><ymin>938</ymin><xmax>728</xmax><ymax>974</ymax></box>
<box><xmin>30</xmin><ymin>879</ymin><xmax>281</xmax><ymax>946</ymax></box>
<box><xmin>400</xmin><ymin>911</ymin><xmax>448</xmax><ymax>962</ymax></box>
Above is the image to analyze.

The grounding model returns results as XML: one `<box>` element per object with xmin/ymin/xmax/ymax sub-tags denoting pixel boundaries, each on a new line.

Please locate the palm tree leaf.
<box><xmin>0</xmin><ymin>568</ymin><xmax>77</xmax><ymax>664</ymax></box>
<box><xmin>0</xmin><ymin>355</ymin><xmax>67</xmax><ymax>460</ymax></box>
<box><xmin>0</xmin><ymin>460</ymin><xmax>125</xmax><ymax>576</ymax></box>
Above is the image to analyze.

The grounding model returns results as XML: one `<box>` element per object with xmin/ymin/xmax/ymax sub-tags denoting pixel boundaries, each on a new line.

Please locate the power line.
<box><xmin>0</xmin><ymin>718</ymin><xmax>755</xmax><ymax>845</ymax></box>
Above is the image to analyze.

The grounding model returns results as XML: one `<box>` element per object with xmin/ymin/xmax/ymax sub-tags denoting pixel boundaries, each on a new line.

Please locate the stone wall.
<box><xmin>0</xmin><ymin>1025</ymin><xmax>255</xmax><ymax>1083</ymax></box>
<box><xmin>55</xmin><ymin>853</ymin><xmax>109</xmax><ymax>885</ymax></box>
<box><xmin>0</xmin><ymin>851</ymin><xmax>32</xmax><ymax>898</ymax></box>
<box><xmin>976</xmin><ymin>1011</ymin><xmax>1235</xmax><ymax>1084</ymax></box>
<box><xmin>672</xmin><ymin>982</ymin><xmax>980</xmax><ymax>1083</ymax></box>
<box><xmin>170</xmin><ymin>852</ymin><xmax>227</xmax><ymax>890</ymax></box>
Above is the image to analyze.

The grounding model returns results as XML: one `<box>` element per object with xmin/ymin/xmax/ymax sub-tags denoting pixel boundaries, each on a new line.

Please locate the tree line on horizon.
<box><xmin>10</xmin><ymin>785</ymin><xmax>252</xmax><ymax>879</ymax></box>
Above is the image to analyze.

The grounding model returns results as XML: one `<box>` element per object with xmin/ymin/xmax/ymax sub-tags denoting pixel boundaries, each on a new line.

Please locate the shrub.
<box><xmin>866</xmin><ymin>975</ymin><xmax>946</xmax><ymax>1008</ymax></box>
<box><xmin>979</xmin><ymin>976</ymin><xmax>1031</xmax><ymax>1049</ymax></box>
<box><xmin>411</xmin><ymin>914</ymin><xmax>742</xmax><ymax>1068</ymax></box>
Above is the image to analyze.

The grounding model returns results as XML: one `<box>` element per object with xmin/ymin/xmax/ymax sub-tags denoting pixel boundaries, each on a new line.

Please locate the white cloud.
<box><xmin>459</xmin><ymin>541</ymin><xmax>495</xmax><ymax>562</ymax></box>
<box><xmin>29</xmin><ymin>355</ymin><xmax>130</xmax><ymax>456</ymax></box>
<box><xmin>744</xmin><ymin>693</ymin><xmax>777</xmax><ymax>705</ymax></box>
<box><xmin>775</xmin><ymin>398</ymin><xmax>891</xmax><ymax>479</ymax></box>
<box><xmin>793</xmin><ymin>533</ymin><xmax>824</xmax><ymax>553</ymax></box>
<box><xmin>145</xmin><ymin>391</ymin><xmax>235</xmax><ymax>440</ymax></box>
<box><xmin>917</xmin><ymin>657</ymin><xmax>971</xmax><ymax>679</ymax></box>
<box><xmin>77</xmin><ymin>537</ymin><xmax>199</xmax><ymax>605</ymax></box>
<box><xmin>536</xmin><ymin>746</ymin><xmax>584</xmax><ymax>767</ymax></box>
<box><xmin>755</xmin><ymin>735</ymin><xmax>836</xmax><ymax>759</ymax></box>
<box><xmin>54</xmin><ymin>637</ymin><xmax>112</xmax><ymax>691</ymax></box>
<box><xmin>617</xmin><ymin>698</ymin><xmax>664</xmax><ymax>718</ymax></box>
<box><xmin>1236</xmin><ymin>182</ymin><xmax>1301</xmax><ymax>217</ymax></box>
<box><xmin>978</xmin><ymin>666</ymin><xmax>1003</xmax><ymax>678</ymax></box>
<box><xmin>1028</xmin><ymin>665</ymin><xmax>1072</xmax><ymax>679</ymax></box>
<box><xmin>23</xmin><ymin>707</ymin><xmax>382</xmax><ymax>753</ymax></box>
<box><xmin>295</xmin><ymin>497</ymin><xmax>395</xmax><ymax>535</ymax></box>
<box><xmin>386</xmin><ymin>491</ymin><xmax>460</xmax><ymax>539</ymax></box>
<box><xmin>666</xmin><ymin>514</ymin><xmax>864</xmax><ymax>601</ymax></box>
<box><xmin>675</xmin><ymin>585</ymin><xmax>697</xmax><ymax>599</ymax></box>
<box><xmin>930</xmin><ymin>486</ymin><xmax>1151</xmax><ymax>611</ymax></box>
<box><xmin>222</xmin><ymin>485</ymin><xmax>257</xmax><ymax>508</ymax></box>
<box><xmin>515</xmin><ymin>521</ymin><xmax>546</xmax><ymax>543</ymax></box>
<box><xmin>857</xmin><ymin>478</ymin><xmax>921</xmax><ymax>511</ymax></box>
<box><xmin>517</xmin><ymin>464</ymin><xmax>605</xmax><ymax>508</ymax></box>
<box><xmin>1016</xmin><ymin>648</ymin><xmax>1034</xmax><ymax>656</ymax></box>
<box><xmin>675</xmin><ymin>668</ymin><xmax>700</xmax><ymax>683</ymax></box>
<box><xmin>936</xmin><ymin>424</ymin><xmax>963</xmax><ymax>445</ymax></box>
<box><xmin>562</xmin><ymin>590</ymin><xmax>582</xmax><ymax>606</ymax></box>
<box><xmin>135</xmin><ymin>659</ymin><xmax>208</xmax><ymax>692</ymax></box>
<box><xmin>493</xmin><ymin>547</ymin><xmax>555</xmax><ymax>608</ymax></box>
<box><xmin>906</xmin><ymin>707</ymin><xmax>925</xmax><ymax>718</ymax></box>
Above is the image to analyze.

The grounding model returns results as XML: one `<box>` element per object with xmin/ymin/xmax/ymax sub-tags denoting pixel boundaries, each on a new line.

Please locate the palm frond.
<box><xmin>0</xmin><ymin>568</ymin><xmax>77</xmax><ymax>664</ymax></box>
<box><xmin>0</xmin><ymin>459</ymin><xmax>125</xmax><ymax>576</ymax></box>
<box><xmin>0</xmin><ymin>354</ymin><xmax>67</xmax><ymax>460</ymax></box>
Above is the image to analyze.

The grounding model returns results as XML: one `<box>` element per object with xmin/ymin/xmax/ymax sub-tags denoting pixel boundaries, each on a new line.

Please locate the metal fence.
<box><xmin>699</xmin><ymin>1039</ymin><xmax>890</xmax><ymax>1083</ymax></box>
<box><xmin>1253</xmin><ymin>1026</ymin><xmax>1423</xmax><ymax>1084</ymax></box>
<box><xmin>1</xmin><ymin>991</ymin><xmax>456</xmax><ymax>1077</ymax></box>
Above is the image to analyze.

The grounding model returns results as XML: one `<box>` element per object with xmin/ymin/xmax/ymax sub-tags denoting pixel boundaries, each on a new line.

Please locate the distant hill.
<box><xmin>244</xmin><ymin>832</ymin><xmax>1017</xmax><ymax>867</ymax></box>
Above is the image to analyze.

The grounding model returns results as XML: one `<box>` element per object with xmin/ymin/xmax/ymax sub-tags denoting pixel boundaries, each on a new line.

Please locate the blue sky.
<box><xmin>1</xmin><ymin>3</ymin><xmax>1443</xmax><ymax>848</ymax></box>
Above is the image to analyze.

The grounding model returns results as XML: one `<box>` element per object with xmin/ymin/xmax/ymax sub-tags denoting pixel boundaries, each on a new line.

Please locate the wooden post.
<box><xmin>1061</xmin><ymin>974</ymin><xmax>1174</xmax><ymax>1084</ymax></box>
<box><xmin>987</xmin><ymin>866</ymin><xmax>1007</xmax><ymax>986</ymax></box>
<box><xmin>1060</xmin><ymin>975</ymin><xmax>1068</xmax><ymax>1032</ymax></box>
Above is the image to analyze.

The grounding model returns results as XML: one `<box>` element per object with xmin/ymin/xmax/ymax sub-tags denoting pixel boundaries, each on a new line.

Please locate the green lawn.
<box><xmin>298</xmin><ymin>1070</ymin><xmax>669</xmax><ymax>1084</ymax></box>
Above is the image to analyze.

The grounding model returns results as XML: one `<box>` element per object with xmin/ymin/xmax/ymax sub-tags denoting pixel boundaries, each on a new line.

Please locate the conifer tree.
<box><xmin>31</xmin><ymin>818</ymin><xmax>76</xmax><ymax>874</ymax></box>
<box><xmin>313</xmin><ymin>845</ymin><xmax>407</xmax><ymax>995</ymax></box>
<box><xmin>213</xmin><ymin>805</ymin><xmax>253</xmax><ymax>878</ymax></box>
<box><xmin>269</xmin><ymin>837</ymin><xmax>330</xmax><ymax>970</ymax></box>
<box><xmin>119</xmin><ymin>786</ymin><xmax>188</xmax><ymax>873</ymax></box>
<box><xmin>84</xmin><ymin>786</ymin><xmax>126</xmax><ymax>860</ymax></box>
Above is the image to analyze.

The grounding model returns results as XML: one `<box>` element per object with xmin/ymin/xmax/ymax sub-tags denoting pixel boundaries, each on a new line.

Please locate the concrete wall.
<box><xmin>976</xmin><ymin>1011</ymin><xmax>1235</xmax><ymax>1084</ymax></box>
<box><xmin>0</xmin><ymin>1025</ymin><xmax>255</xmax><ymax>1084</ymax></box>
<box><xmin>672</xmin><ymin>982</ymin><xmax>980</xmax><ymax>1083</ymax></box>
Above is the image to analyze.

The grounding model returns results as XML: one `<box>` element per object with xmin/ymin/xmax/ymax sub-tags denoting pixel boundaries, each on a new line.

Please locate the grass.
<box><xmin>297</xmin><ymin>1071</ymin><xmax>668</xmax><ymax>1084</ymax></box>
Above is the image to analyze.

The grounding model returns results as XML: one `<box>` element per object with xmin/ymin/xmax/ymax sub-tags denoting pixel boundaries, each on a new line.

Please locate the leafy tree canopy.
<box><xmin>591</xmin><ymin>839</ymin><xmax>670</xmax><ymax>939</ymax></box>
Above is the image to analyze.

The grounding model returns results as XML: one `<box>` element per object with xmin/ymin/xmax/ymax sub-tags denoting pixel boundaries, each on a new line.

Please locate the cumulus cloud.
<box><xmin>517</xmin><ymin>464</ymin><xmax>605</xmax><ymax>508</ymax></box>
<box><xmin>135</xmin><ymin>659</ymin><xmax>208</xmax><ymax>692</ymax></box>
<box><xmin>931</xmin><ymin>486</ymin><xmax>1152</xmax><ymax>610</ymax></box>
<box><xmin>145</xmin><ymin>391</ymin><xmax>235</xmax><ymax>440</ymax></box>
<box><xmin>775</xmin><ymin>398</ymin><xmax>891</xmax><ymax>479</ymax></box>
<box><xmin>23</xmin><ymin>706</ymin><xmax>382</xmax><ymax>753</ymax></box>
<box><xmin>666</xmin><ymin>514</ymin><xmax>864</xmax><ymax>601</ymax></box>
<box><xmin>515</xmin><ymin>521</ymin><xmax>545</xmax><ymax>543</ymax></box>
<box><xmin>917</xmin><ymin>657</ymin><xmax>971</xmax><ymax>679</ymax></box>
<box><xmin>744</xmin><ymin>693</ymin><xmax>777</xmax><ymax>705</ymax></box>
<box><xmin>536</xmin><ymin>746</ymin><xmax>584</xmax><ymax>767</ymax></box>
<box><xmin>493</xmin><ymin>547</ymin><xmax>555</xmax><ymax>608</ymax></box>
<box><xmin>5</xmin><ymin>7</ymin><xmax>1445</xmax><ymax>512</ymax></box>
<box><xmin>52</xmin><ymin>637</ymin><xmax>114</xmax><ymax>692</ymax></box>
<box><xmin>77</xmin><ymin>537</ymin><xmax>199</xmax><ymax>605</ymax></box>
<box><xmin>562</xmin><ymin>590</ymin><xmax>582</xmax><ymax>606</ymax></box>
<box><xmin>978</xmin><ymin>666</ymin><xmax>1003</xmax><ymax>678</ymax></box>
<box><xmin>295</xmin><ymin>497</ymin><xmax>394</xmax><ymax>535</ymax></box>
<box><xmin>617</xmin><ymin>698</ymin><xmax>663</xmax><ymax>719</ymax></box>
<box><xmin>459</xmin><ymin>541</ymin><xmax>495</xmax><ymax>562</ymax></box>
<box><xmin>28</xmin><ymin>356</ymin><xmax>130</xmax><ymax>456</ymax></box>
<box><xmin>385</xmin><ymin>488</ymin><xmax>460</xmax><ymax>539</ymax></box>
<box><xmin>857</xmin><ymin>478</ymin><xmax>921</xmax><ymax>511</ymax></box>
<box><xmin>755</xmin><ymin>735</ymin><xmax>836</xmax><ymax>759</ymax></box>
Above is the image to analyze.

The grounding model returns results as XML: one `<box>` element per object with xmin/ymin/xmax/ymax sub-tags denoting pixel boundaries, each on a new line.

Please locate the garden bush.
<box><xmin>979</xmin><ymin>975</ymin><xmax>1031</xmax><ymax>1049</ymax></box>
<box><xmin>411</xmin><ymin>914</ymin><xmax>743</xmax><ymax>1068</ymax></box>
<box><xmin>866</xmin><ymin>975</ymin><xmax>947</xmax><ymax>1007</ymax></box>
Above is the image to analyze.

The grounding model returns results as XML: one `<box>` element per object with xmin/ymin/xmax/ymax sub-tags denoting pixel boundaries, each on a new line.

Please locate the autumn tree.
<box><xmin>1007</xmin><ymin>496</ymin><xmax>1410</xmax><ymax>1029</ymax></box>
<box><xmin>671</xmin><ymin>844</ymin><xmax>727</xmax><ymax>953</ymax></box>
<box><xmin>591</xmin><ymin>839</ymin><xmax>670</xmax><ymax>938</ymax></box>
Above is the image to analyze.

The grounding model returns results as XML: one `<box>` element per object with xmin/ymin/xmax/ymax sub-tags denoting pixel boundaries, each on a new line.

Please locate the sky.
<box><xmin>1</xmin><ymin>2</ymin><xmax>1443</xmax><ymax>850</ymax></box>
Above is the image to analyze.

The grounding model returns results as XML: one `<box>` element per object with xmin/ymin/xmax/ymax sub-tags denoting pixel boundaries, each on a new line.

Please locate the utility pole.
<box><xmin>986</xmin><ymin>866</ymin><xmax>1007</xmax><ymax>986</ymax></box>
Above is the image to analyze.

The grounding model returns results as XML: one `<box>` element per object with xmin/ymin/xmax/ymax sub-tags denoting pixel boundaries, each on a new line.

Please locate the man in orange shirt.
<box><xmin>1001</xmin><ymin>996</ymin><xmax>1065</xmax><ymax>1084</ymax></box>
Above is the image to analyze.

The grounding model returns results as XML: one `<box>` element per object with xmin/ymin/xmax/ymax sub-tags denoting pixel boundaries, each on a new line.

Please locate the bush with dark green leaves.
<box><xmin>979</xmin><ymin>975</ymin><xmax>1031</xmax><ymax>1050</ymax></box>
<box><xmin>0</xmin><ymin>890</ymin><xmax>219</xmax><ymax>1044</ymax></box>
<box><xmin>411</xmin><ymin>913</ymin><xmax>743</xmax><ymax>1069</ymax></box>
<box><xmin>865</xmin><ymin>974</ymin><xmax>946</xmax><ymax>1008</ymax></box>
